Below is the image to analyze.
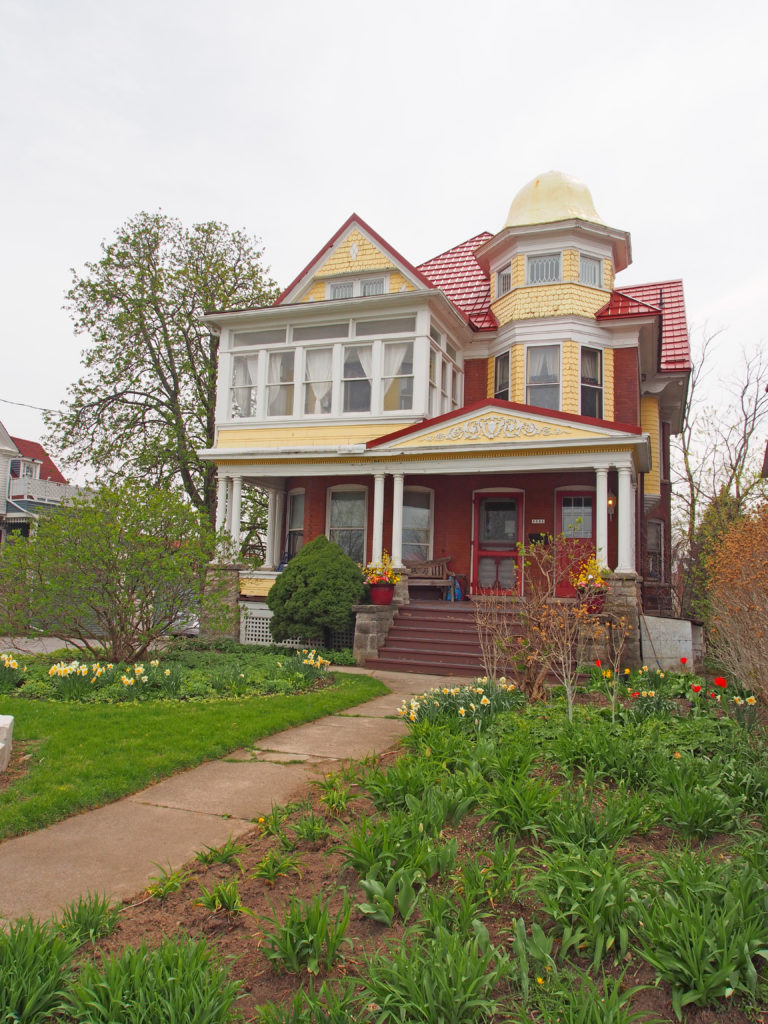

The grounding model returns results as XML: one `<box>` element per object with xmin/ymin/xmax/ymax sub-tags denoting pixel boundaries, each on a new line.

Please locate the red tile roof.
<box><xmin>10</xmin><ymin>438</ymin><xmax>68</xmax><ymax>484</ymax></box>
<box><xmin>417</xmin><ymin>233</ymin><xmax>497</xmax><ymax>332</ymax></box>
<box><xmin>596</xmin><ymin>280</ymin><xmax>690</xmax><ymax>372</ymax></box>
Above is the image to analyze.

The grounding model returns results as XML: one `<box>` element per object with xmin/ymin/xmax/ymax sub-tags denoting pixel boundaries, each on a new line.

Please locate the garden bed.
<box><xmin>5</xmin><ymin>671</ymin><xmax>767</xmax><ymax>1023</ymax></box>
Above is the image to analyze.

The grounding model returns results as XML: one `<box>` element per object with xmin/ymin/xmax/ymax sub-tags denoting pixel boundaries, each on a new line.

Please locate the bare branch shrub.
<box><xmin>708</xmin><ymin>506</ymin><xmax>768</xmax><ymax>698</ymax></box>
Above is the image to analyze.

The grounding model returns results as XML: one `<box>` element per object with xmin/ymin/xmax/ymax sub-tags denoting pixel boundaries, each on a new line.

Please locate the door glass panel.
<box><xmin>480</xmin><ymin>499</ymin><xmax>518</xmax><ymax>547</ymax></box>
<box><xmin>562</xmin><ymin>496</ymin><xmax>593</xmax><ymax>537</ymax></box>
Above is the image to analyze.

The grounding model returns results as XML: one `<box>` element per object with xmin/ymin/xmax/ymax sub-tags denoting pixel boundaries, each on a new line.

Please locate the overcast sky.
<box><xmin>2</xmin><ymin>0</ymin><xmax>766</xmax><ymax>457</ymax></box>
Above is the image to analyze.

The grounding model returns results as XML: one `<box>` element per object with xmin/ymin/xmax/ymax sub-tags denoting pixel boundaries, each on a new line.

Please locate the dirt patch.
<box><xmin>86</xmin><ymin>769</ymin><xmax>766</xmax><ymax>1024</ymax></box>
<box><xmin>0</xmin><ymin>740</ymin><xmax>39</xmax><ymax>794</ymax></box>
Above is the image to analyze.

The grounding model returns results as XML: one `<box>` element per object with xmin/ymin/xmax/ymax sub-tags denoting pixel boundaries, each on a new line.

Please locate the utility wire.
<box><xmin>0</xmin><ymin>397</ymin><xmax>57</xmax><ymax>413</ymax></box>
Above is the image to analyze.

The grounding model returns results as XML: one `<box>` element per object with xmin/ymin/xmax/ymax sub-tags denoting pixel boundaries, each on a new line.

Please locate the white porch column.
<box><xmin>225</xmin><ymin>477</ymin><xmax>234</xmax><ymax>535</ymax></box>
<box><xmin>262</xmin><ymin>489</ymin><xmax>277</xmax><ymax>570</ymax></box>
<box><xmin>391</xmin><ymin>473</ymin><xmax>404</xmax><ymax>567</ymax></box>
<box><xmin>371</xmin><ymin>473</ymin><xmax>385</xmax><ymax>563</ymax></box>
<box><xmin>272</xmin><ymin>489</ymin><xmax>286</xmax><ymax>567</ymax></box>
<box><xmin>215</xmin><ymin>473</ymin><xmax>228</xmax><ymax>533</ymax></box>
<box><xmin>230</xmin><ymin>475</ymin><xmax>243</xmax><ymax>553</ymax></box>
<box><xmin>595</xmin><ymin>467</ymin><xmax>609</xmax><ymax>568</ymax></box>
<box><xmin>616</xmin><ymin>466</ymin><xmax>635</xmax><ymax>574</ymax></box>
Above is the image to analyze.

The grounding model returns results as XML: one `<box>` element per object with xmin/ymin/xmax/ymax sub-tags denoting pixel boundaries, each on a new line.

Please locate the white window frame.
<box><xmin>285</xmin><ymin>489</ymin><xmax>305</xmax><ymax>559</ymax></box>
<box><xmin>497</xmin><ymin>263</ymin><xmax>511</xmax><ymax>297</ymax></box>
<box><xmin>580</xmin><ymin>346</ymin><xmax>603</xmax><ymax>419</ymax></box>
<box><xmin>525</xmin><ymin>343</ymin><xmax>561</xmax><ymax>411</ymax></box>
<box><xmin>326</xmin><ymin>485</ymin><xmax>367</xmax><ymax>563</ymax></box>
<box><xmin>325</xmin><ymin>275</ymin><xmax>388</xmax><ymax>300</ymax></box>
<box><xmin>402</xmin><ymin>486</ymin><xmax>434</xmax><ymax>563</ymax></box>
<box><xmin>526</xmin><ymin>253</ymin><xmax>561</xmax><ymax>285</ymax></box>
<box><xmin>579</xmin><ymin>254</ymin><xmax>603</xmax><ymax>288</ymax></box>
<box><xmin>494</xmin><ymin>351</ymin><xmax>510</xmax><ymax>401</ymax></box>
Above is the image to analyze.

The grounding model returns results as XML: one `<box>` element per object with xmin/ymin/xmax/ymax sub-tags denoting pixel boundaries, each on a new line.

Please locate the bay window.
<box><xmin>494</xmin><ymin>352</ymin><xmax>510</xmax><ymax>400</ymax></box>
<box><xmin>581</xmin><ymin>347</ymin><xmax>603</xmax><ymax>418</ymax></box>
<box><xmin>526</xmin><ymin>344</ymin><xmax>560</xmax><ymax>410</ymax></box>
<box><xmin>579</xmin><ymin>255</ymin><xmax>602</xmax><ymax>288</ymax></box>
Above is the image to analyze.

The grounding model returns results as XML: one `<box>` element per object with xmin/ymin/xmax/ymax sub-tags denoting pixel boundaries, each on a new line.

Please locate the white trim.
<box><xmin>402</xmin><ymin>485</ymin><xmax>435</xmax><ymax>561</ymax></box>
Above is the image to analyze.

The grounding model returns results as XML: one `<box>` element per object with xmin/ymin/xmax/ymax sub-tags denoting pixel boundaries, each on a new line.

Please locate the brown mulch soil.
<box><xmin>85</xmin><ymin>760</ymin><xmax>768</xmax><ymax>1024</ymax></box>
<box><xmin>0</xmin><ymin>739</ymin><xmax>37</xmax><ymax>793</ymax></box>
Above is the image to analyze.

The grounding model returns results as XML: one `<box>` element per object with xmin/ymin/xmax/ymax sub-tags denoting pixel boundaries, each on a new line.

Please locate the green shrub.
<box><xmin>266</xmin><ymin>537</ymin><xmax>364</xmax><ymax>646</ymax></box>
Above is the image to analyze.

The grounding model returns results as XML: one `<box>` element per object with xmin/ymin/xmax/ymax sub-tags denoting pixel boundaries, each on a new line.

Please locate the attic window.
<box><xmin>497</xmin><ymin>264</ymin><xmax>511</xmax><ymax>297</ymax></box>
<box><xmin>327</xmin><ymin>277</ymin><xmax>387</xmax><ymax>300</ymax></box>
<box><xmin>361</xmin><ymin>278</ymin><xmax>385</xmax><ymax>296</ymax></box>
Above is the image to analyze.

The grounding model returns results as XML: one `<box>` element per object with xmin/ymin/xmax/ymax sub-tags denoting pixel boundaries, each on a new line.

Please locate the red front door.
<box><xmin>473</xmin><ymin>494</ymin><xmax>521</xmax><ymax>594</ymax></box>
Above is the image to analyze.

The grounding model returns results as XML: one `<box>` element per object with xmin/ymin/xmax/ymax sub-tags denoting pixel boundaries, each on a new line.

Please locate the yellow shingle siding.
<box><xmin>641</xmin><ymin>396</ymin><xmax>661</xmax><ymax>495</ymax></box>
<box><xmin>315</xmin><ymin>229</ymin><xmax>395</xmax><ymax>276</ymax></box>
<box><xmin>486</xmin><ymin>357</ymin><xmax>494</xmax><ymax>398</ymax></box>
<box><xmin>603</xmin><ymin>349</ymin><xmax>614</xmax><ymax>421</ymax></box>
<box><xmin>240</xmin><ymin>578</ymin><xmax>274</xmax><ymax>597</ymax></box>
<box><xmin>562</xmin><ymin>249</ymin><xmax>579</xmax><ymax>281</ymax></box>
<box><xmin>389</xmin><ymin>271</ymin><xmax>415</xmax><ymax>293</ymax></box>
<box><xmin>511</xmin><ymin>345</ymin><xmax>525</xmax><ymax>403</ymax></box>
<box><xmin>603</xmin><ymin>260</ymin><xmax>615</xmax><ymax>291</ymax></box>
<box><xmin>301</xmin><ymin>280</ymin><xmax>326</xmax><ymax>303</ymax></box>
<box><xmin>512</xmin><ymin>255</ymin><xmax>525</xmax><ymax>287</ymax></box>
<box><xmin>491</xmin><ymin>284</ymin><xmax>610</xmax><ymax>326</ymax></box>
<box><xmin>561</xmin><ymin>341</ymin><xmax>580</xmax><ymax>415</ymax></box>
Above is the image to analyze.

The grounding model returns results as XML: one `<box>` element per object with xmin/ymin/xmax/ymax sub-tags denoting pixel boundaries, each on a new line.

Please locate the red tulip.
<box><xmin>714</xmin><ymin>677</ymin><xmax>727</xmax><ymax>688</ymax></box>
<box><xmin>691</xmin><ymin>684</ymin><xmax>702</xmax><ymax>693</ymax></box>
<box><xmin>595</xmin><ymin>659</ymin><xmax>601</xmax><ymax>668</ymax></box>
<box><xmin>680</xmin><ymin>657</ymin><xmax>687</xmax><ymax>666</ymax></box>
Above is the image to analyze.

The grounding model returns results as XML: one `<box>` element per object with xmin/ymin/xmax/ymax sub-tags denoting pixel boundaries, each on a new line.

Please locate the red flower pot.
<box><xmin>369</xmin><ymin>582</ymin><xmax>395</xmax><ymax>606</ymax></box>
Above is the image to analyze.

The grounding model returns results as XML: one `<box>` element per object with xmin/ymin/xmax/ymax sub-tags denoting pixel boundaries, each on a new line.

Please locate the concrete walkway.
<box><xmin>0</xmin><ymin>668</ymin><xmax>468</xmax><ymax>924</ymax></box>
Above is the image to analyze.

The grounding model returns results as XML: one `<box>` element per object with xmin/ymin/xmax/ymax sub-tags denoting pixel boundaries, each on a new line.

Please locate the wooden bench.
<box><xmin>403</xmin><ymin>557</ymin><xmax>458</xmax><ymax>601</ymax></box>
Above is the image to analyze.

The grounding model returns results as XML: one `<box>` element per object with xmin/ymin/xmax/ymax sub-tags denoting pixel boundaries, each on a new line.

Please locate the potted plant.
<box><xmin>570</xmin><ymin>553</ymin><xmax>609</xmax><ymax>613</ymax></box>
<box><xmin>362</xmin><ymin>551</ymin><xmax>402</xmax><ymax>606</ymax></box>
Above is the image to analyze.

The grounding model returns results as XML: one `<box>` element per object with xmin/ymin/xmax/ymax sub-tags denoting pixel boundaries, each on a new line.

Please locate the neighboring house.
<box><xmin>0</xmin><ymin>423</ymin><xmax>80</xmax><ymax>542</ymax></box>
<box><xmin>200</xmin><ymin>171</ymin><xmax>691</xmax><ymax>658</ymax></box>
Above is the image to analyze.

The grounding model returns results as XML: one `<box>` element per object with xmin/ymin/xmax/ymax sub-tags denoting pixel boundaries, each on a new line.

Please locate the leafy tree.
<box><xmin>47</xmin><ymin>212</ymin><xmax>278</xmax><ymax>529</ymax></box>
<box><xmin>266</xmin><ymin>536</ymin><xmax>365</xmax><ymax>646</ymax></box>
<box><xmin>0</xmin><ymin>484</ymin><xmax>223</xmax><ymax>662</ymax></box>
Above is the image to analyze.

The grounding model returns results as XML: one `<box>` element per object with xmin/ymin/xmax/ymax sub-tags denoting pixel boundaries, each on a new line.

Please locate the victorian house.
<box><xmin>200</xmin><ymin>172</ymin><xmax>691</xmax><ymax>666</ymax></box>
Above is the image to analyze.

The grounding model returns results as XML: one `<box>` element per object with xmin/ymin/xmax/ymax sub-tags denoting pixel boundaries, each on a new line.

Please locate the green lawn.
<box><xmin>0</xmin><ymin>673</ymin><xmax>386</xmax><ymax>839</ymax></box>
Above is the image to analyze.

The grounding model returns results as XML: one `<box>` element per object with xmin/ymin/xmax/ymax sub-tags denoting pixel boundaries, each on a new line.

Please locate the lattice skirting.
<box><xmin>239</xmin><ymin>603</ymin><xmax>355</xmax><ymax>650</ymax></box>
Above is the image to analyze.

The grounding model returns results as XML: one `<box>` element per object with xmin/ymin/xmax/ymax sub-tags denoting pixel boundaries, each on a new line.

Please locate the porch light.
<box><xmin>607</xmin><ymin>490</ymin><xmax>617</xmax><ymax>519</ymax></box>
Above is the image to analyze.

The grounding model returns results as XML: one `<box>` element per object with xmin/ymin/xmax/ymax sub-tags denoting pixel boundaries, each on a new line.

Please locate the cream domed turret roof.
<box><xmin>504</xmin><ymin>171</ymin><xmax>604</xmax><ymax>228</ymax></box>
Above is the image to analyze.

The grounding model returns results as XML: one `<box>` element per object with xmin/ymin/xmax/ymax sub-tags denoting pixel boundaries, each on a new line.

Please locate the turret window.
<box><xmin>494</xmin><ymin>352</ymin><xmax>510</xmax><ymax>400</ymax></box>
<box><xmin>497</xmin><ymin>264</ymin><xmax>511</xmax><ymax>297</ymax></box>
<box><xmin>580</xmin><ymin>347</ymin><xmax>603</xmax><ymax>418</ymax></box>
<box><xmin>579</xmin><ymin>255</ymin><xmax>602</xmax><ymax>288</ymax></box>
<box><xmin>526</xmin><ymin>253</ymin><xmax>561</xmax><ymax>285</ymax></box>
<box><xmin>526</xmin><ymin>344</ymin><xmax>560</xmax><ymax>410</ymax></box>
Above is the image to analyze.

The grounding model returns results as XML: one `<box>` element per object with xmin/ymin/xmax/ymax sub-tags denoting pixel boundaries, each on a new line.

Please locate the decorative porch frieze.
<box><xmin>429</xmin><ymin>414</ymin><xmax>568</xmax><ymax>444</ymax></box>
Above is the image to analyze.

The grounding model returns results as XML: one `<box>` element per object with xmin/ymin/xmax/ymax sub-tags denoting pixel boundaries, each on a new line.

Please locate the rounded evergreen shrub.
<box><xmin>266</xmin><ymin>536</ymin><xmax>365</xmax><ymax>645</ymax></box>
